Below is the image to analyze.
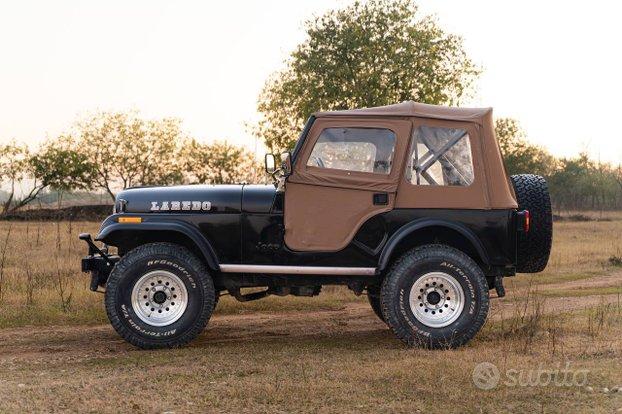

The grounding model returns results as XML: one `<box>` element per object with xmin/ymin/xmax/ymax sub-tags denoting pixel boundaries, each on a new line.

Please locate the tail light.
<box><xmin>517</xmin><ymin>210</ymin><xmax>530</xmax><ymax>233</ymax></box>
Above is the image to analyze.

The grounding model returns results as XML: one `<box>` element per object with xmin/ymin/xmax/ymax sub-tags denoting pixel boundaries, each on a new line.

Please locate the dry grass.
<box><xmin>0</xmin><ymin>221</ymin><xmax>371</xmax><ymax>328</ymax></box>
<box><xmin>0</xmin><ymin>221</ymin><xmax>105</xmax><ymax>328</ymax></box>
<box><xmin>507</xmin><ymin>219</ymin><xmax>622</xmax><ymax>291</ymax></box>
<box><xmin>0</xmin><ymin>219</ymin><xmax>621</xmax><ymax>412</ymax></box>
<box><xmin>0</xmin><ymin>294</ymin><xmax>621</xmax><ymax>413</ymax></box>
<box><xmin>1</xmin><ymin>219</ymin><xmax>622</xmax><ymax>327</ymax></box>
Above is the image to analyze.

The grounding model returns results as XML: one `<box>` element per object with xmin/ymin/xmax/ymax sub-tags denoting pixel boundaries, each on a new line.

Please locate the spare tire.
<box><xmin>510</xmin><ymin>174</ymin><xmax>553</xmax><ymax>273</ymax></box>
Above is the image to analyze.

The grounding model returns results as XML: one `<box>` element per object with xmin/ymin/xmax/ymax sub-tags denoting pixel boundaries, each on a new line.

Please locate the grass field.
<box><xmin>0</xmin><ymin>218</ymin><xmax>621</xmax><ymax>412</ymax></box>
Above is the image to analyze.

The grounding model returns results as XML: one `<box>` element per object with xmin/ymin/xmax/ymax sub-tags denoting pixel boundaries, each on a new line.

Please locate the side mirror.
<box><xmin>264</xmin><ymin>153</ymin><xmax>277</xmax><ymax>175</ymax></box>
<box><xmin>280</xmin><ymin>152</ymin><xmax>292</xmax><ymax>176</ymax></box>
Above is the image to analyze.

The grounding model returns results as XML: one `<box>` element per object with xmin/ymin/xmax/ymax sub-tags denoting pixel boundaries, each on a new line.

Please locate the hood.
<box><xmin>117</xmin><ymin>184</ymin><xmax>243</xmax><ymax>214</ymax></box>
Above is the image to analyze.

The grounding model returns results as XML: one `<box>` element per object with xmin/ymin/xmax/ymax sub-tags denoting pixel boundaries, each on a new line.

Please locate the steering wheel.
<box><xmin>315</xmin><ymin>157</ymin><xmax>325</xmax><ymax>168</ymax></box>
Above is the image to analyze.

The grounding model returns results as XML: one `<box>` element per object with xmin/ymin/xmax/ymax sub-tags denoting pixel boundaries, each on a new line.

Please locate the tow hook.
<box><xmin>494</xmin><ymin>276</ymin><xmax>506</xmax><ymax>298</ymax></box>
<box><xmin>80</xmin><ymin>233</ymin><xmax>113</xmax><ymax>262</ymax></box>
<box><xmin>80</xmin><ymin>233</ymin><xmax>118</xmax><ymax>292</ymax></box>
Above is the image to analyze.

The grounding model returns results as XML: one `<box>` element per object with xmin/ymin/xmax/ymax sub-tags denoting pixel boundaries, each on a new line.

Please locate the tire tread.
<box><xmin>380</xmin><ymin>244</ymin><xmax>489</xmax><ymax>349</ymax></box>
<box><xmin>104</xmin><ymin>242</ymin><xmax>215</xmax><ymax>349</ymax></box>
<box><xmin>511</xmin><ymin>174</ymin><xmax>553</xmax><ymax>273</ymax></box>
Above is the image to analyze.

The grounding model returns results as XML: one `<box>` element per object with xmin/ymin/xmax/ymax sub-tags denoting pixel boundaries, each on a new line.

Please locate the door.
<box><xmin>284</xmin><ymin>117</ymin><xmax>412</xmax><ymax>252</ymax></box>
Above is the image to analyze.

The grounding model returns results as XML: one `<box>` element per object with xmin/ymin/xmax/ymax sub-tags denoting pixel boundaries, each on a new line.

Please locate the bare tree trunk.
<box><xmin>7</xmin><ymin>183</ymin><xmax>46</xmax><ymax>214</ymax></box>
<box><xmin>2</xmin><ymin>180</ymin><xmax>15</xmax><ymax>215</ymax></box>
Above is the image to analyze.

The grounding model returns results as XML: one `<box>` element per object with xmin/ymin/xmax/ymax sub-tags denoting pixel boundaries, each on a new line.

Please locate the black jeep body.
<box><xmin>88</xmin><ymin>183</ymin><xmax>519</xmax><ymax>286</ymax></box>
<box><xmin>82</xmin><ymin>101</ymin><xmax>551</xmax><ymax>349</ymax></box>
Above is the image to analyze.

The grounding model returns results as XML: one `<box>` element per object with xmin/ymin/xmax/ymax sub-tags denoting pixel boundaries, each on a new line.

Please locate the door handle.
<box><xmin>373</xmin><ymin>193</ymin><xmax>388</xmax><ymax>205</ymax></box>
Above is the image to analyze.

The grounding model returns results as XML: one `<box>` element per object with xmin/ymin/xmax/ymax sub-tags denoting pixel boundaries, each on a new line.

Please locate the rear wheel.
<box><xmin>105</xmin><ymin>242</ymin><xmax>215</xmax><ymax>349</ymax></box>
<box><xmin>381</xmin><ymin>244</ymin><xmax>489</xmax><ymax>348</ymax></box>
<box><xmin>511</xmin><ymin>174</ymin><xmax>553</xmax><ymax>273</ymax></box>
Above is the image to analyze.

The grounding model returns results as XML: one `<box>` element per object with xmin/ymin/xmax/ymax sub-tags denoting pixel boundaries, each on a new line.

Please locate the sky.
<box><xmin>1</xmin><ymin>0</ymin><xmax>621</xmax><ymax>163</ymax></box>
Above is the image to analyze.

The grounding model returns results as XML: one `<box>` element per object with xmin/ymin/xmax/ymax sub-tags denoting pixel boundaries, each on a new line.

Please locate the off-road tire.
<box><xmin>510</xmin><ymin>174</ymin><xmax>553</xmax><ymax>273</ymax></box>
<box><xmin>105</xmin><ymin>242</ymin><xmax>215</xmax><ymax>349</ymax></box>
<box><xmin>366</xmin><ymin>286</ymin><xmax>385</xmax><ymax>323</ymax></box>
<box><xmin>381</xmin><ymin>244</ymin><xmax>489</xmax><ymax>349</ymax></box>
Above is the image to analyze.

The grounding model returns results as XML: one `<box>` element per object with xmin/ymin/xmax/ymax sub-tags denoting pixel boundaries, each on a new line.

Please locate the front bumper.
<box><xmin>80</xmin><ymin>233</ymin><xmax>120</xmax><ymax>291</ymax></box>
<box><xmin>81</xmin><ymin>254</ymin><xmax>120</xmax><ymax>291</ymax></box>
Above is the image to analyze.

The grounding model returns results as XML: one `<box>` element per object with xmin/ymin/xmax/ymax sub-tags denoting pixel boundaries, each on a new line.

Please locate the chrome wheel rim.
<box><xmin>131</xmin><ymin>270</ymin><xmax>188</xmax><ymax>327</ymax></box>
<box><xmin>409</xmin><ymin>271</ymin><xmax>465</xmax><ymax>328</ymax></box>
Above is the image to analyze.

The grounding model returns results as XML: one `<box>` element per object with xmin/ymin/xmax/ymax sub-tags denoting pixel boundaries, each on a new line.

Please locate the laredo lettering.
<box><xmin>150</xmin><ymin>201</ymin><xmax>212</xmax><ymax>212</ymax></box>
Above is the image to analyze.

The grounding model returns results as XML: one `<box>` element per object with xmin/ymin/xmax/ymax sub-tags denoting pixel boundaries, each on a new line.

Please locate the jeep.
<box><xmin>81</xmin><ymin>101</ymin><xmax>552</xmax><ymax>349</ymax></box>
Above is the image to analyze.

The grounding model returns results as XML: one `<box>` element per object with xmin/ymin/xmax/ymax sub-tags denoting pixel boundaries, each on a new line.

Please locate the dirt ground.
<box><xmin>1</xmin><ymin>272</ymin><xmax>622</xmax><ymax>413</ymax></box>
<box><xmin>8</xmin><ymin>270</ymin><xmax>621</xmax><ymax>354</ymax></box>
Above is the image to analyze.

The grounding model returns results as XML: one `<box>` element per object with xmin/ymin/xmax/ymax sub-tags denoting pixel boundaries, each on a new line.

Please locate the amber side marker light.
<box><xmin>524</xmin><ymin>210</ymin><xmax>530</xmax><ymax>233</ymax></box>
<box><xmin>118</xmin><ymin>217</ymin><xmax>142</xmax><ymax>224</ymax></box>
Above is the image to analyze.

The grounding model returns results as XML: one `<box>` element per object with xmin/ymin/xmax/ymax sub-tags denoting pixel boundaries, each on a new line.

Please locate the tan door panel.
<box><xmin>284</xmin><ymin>182</ymin><xmax>394</xmax><ymax>252</ymax></box>
<box><xmin>284</xmin><ymin>118</ymin><xmax>411</xmax><ymax>252</ymax></box>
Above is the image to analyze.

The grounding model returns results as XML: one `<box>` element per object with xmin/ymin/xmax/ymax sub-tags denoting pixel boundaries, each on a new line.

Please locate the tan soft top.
<box><xmin>285</xmin><ymin>101</ymin><xmax>517</xmax><ymax>251</ymax></box>
<box><xmin>315</xmin><ymin>101</ymin><xmax>492</xmax><ymax>124</ymax></box>
<box><xmin>306</xmin><ymin>101</ymin><xmax>517</xmax><ymax>211</ymax></box>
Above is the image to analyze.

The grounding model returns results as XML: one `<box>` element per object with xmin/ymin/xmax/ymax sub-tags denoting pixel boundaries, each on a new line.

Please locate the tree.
<box><xmin>548</xmin><ymin>153</ymin><xmax>620</xmax><ymax>212</ymax></box>
<box><xmin>75</xmin><ymin>112</ymin><xmax>186</xmax><ymax>200</ymax></box>
<box><xmin>495</xmin><ymin>118</ymin><xmax>556</xmax><ymax>177</ymax></box>
<box><xmin>256</xmin><ymin>0</ymin><xmax>480</xmax><ymax>152</ymax></box>
<box><xmin>182</xmin><ymin>140</ymin><xmax>261</xmax><ymax>184</ymax></box>
<box><xmin>30</xmin><ymin>135</ymin><xmax>95</xmax><ymax>207</ymax></box>
<box><xmin>0</xmin><ymin>141</ymin><xmax>41</xmax><ymax>214</ymax></box>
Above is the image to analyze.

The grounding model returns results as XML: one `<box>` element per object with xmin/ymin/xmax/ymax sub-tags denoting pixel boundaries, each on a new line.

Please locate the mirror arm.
<box><xmin>270</xmin><ymin>168</ymin><xmax>283</xmax><ymax>180</ymax></box>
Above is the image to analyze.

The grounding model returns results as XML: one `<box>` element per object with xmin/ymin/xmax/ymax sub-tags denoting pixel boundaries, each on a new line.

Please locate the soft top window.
<box><xmin>307</xmin><ymin>127</ymin><xmax>396</xmax><ymax>174</ymax></box>
<box><xmin>406</xmin><ymin>125</ymin><xmax>474</xmax><ymax>186</ymax></box>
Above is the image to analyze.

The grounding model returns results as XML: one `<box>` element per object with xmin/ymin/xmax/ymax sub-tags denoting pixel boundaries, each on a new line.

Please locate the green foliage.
<box><xmin>495</xmin><ymin>118</ymin><xmax>622</xmax><ymax>211</ymax></box>
<box><xmin>256</xmin><ymin>0</ymin><xmax>480</xmax><ymax>152</ymax></box>
<box><xmin>75</xmin><ymin>112</ymin><xmax>186</xmax><ymax>199</ymax></box>
<box><xmin>0</xmin><ymin>111</ymin><xmax>264</xmax><ymax>211</ymax></box>
<box><xmin>495</xmin><ymin>118</ymin><xmax>556</xmax><ymax>177</ymax></box>
<box><xmin>68</xmin><ymin>112</ymin><xmax>265</xmax><ymax>199</ymax></box>
<box><xmin>0</xmin><ymin>141</ymin><xmax>29</xmax><ymax>185</ymax></box>
<box><xmin>30</xmin><ymin>135</ymin><xmax>94</xmax><ymax>192</ymax></box>
<box><xmin>0</xmin><ymin>141</ymin><xmax>44</xmax><ymax>213</ymax></box>
<box><xmin>548</xmin><ymin>154</ymin><xmax>622</xmax><ymax>212</ymax></box>
<box><xmin>181</xmin><ymin>139</ymin><xmax>262</xmax><ymax>185</ymax></box>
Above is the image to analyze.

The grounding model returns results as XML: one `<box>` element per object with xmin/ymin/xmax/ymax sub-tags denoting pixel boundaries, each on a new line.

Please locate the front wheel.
<box><xmin>381</xmin><ymin>244</ymin><xmax>489</xmax><ymax>349</ymax></box>
<box><xmin>105</xmin><ymin>242</ymin><xmax>215</xmax><ymax>349</ymax></box>
<box><xmin>366</xmin><ymin>286</ymin><xmax>385</xmax><ymax>323</ymax></box>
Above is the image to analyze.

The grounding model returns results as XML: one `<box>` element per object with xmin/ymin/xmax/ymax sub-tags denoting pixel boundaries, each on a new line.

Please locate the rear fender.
<box><xmin>377</xmin><ymin>218</ymin><xmax>490</xmax><ymax>271</ymax></box>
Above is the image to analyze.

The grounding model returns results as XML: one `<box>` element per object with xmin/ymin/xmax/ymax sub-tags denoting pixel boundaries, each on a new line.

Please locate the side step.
<box><xmin>219</xmin><ymin>264</ymin><xmax>376</xmax><ymax>276</ymax></box>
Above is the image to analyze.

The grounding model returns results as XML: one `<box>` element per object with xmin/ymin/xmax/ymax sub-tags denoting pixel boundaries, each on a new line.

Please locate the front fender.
<box><xmin>377</xmin><ymin>218</ymin><xmax>490</xmax><ymax>271</ymax></box>
<box><xmin>96</xmin><ymin>217</ymin><xmax>220</xmax><ymax>271</ymax></box>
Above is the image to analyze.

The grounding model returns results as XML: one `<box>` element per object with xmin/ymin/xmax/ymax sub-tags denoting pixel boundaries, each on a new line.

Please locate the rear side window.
<box><xmin>406</xmin><ymin>125</ymin><xmax>474</xmax><ymax>186</ymax></box>
<box><xmin>307</xmin><ymin>128</ymin><xmax>396</xmax><ymax>174</ymax></box>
